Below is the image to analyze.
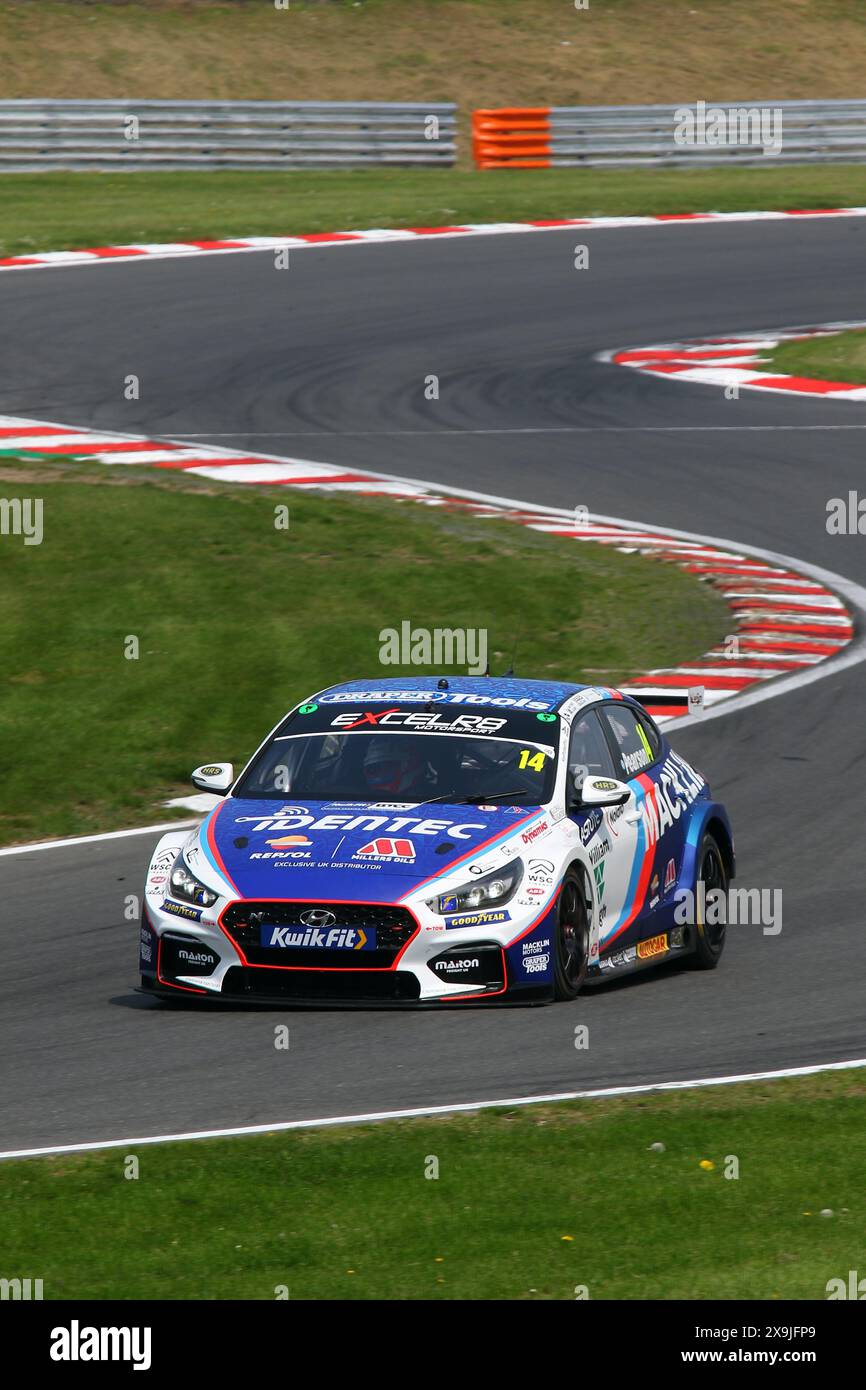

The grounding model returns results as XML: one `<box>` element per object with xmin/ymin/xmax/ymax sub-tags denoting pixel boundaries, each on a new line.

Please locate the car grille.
<box><xmin>220</xmin><ymin>901</ymin><xmax>418</xmax><ymax>969</ymax></box>
<box><xmin>221</xmin><ymin>966</ymin><xmax>421</xmax><ymax>1003</ymax></box>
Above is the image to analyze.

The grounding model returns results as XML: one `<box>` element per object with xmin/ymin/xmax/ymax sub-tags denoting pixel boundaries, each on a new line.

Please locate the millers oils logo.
<box><xmin>354</xmin><ymin>837</ymin><xmax>416</xmax><ymax>863</ymax></box>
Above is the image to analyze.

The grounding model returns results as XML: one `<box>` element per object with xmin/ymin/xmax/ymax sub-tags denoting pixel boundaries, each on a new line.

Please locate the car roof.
<box><xmin>309</xmin><ymin>675</ymin><xmax>593</xmax><ymax>709</ymax></box>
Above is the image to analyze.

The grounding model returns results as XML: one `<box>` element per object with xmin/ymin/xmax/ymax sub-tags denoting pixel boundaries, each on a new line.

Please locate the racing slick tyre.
<box><xmin>553</xmin><ymin>870</ymin><xmax>590</xmax><ymax>1000</ymax></box>
<box><xmin>691</xmin><ymin>832</ymin><xmax>728</xmax><ymax>970</ymax></box>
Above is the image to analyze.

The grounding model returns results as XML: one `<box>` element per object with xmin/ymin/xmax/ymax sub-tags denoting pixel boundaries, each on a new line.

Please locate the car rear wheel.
<box><xmin>553</xmin><ymin>871</ymin><xmax>590</xmax><ymax>1000</ymax></box>
<box><xmin>692</xmin><ymin>833</ymin><xmax>728</xmax><ymax>969</ymax></box>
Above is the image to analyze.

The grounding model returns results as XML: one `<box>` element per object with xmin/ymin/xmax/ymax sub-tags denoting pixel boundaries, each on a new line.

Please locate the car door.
<box><xmin>597</xmin><ymin>702</ymin><xmax>670</xmax><ymax>944</ymax></box>
<box><xmin>566</xmin><ymin>708</ymin><xmax>642</xmax><ymax>955</ymax></box>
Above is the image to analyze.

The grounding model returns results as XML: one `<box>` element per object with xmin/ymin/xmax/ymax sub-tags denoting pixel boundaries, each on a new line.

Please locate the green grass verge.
<box><xmin>0</xmin><ymin>458</ymin><xmax>728</xmax><ymax>845</ymax></box>
<box><xmin>764</xmin><ymin>327</ymin><xmax>866</xmax><ymax>386</ymax></box>
<box><xmin>1</xmin><ymin>1072</ymin><xmax>862</xmax><ymax>1300</ymax></box>
<box><xmin>2</xmin><ymin>166</ymin><xmax>866</xmax><ymax>259</ymax></box>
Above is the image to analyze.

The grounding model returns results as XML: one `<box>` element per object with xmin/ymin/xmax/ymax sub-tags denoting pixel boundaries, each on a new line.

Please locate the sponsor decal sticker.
<box><xmin>593</xmin><ymin>859</ymin><xmax>606</xmax><ymax>903</ymax></box>
<box><xmin>580</xmin><ymin>809</ymin><xmax>603</xmax><ymax>846</ymax></box>
<box><xmin>434</xmin><ymin>956</ymin><xmax>479</xmax><ymax>974</ymax></box>
<box><xmin>622</xmin><ymin>747</ymin><xmax>650</xmax><ymax>775</ymax></box>
<box><xmin>637</xmin><ymin>932</ymin><xmax>669</xmax><ymax>960</ymax></box>
<box><xmin>528</xmin><ymin>858</ymin><xmax>555</xmax><ymax>874</ymax></box>
<box><xmin>563</xmin><ymin>688</ymin><xmax>608</xmax><ymax>717</ymax></box>
<box><xmin>599</xmin><ymin>945</ymin><xmax>637</xmax><ymax>972</ymax></box>
<box><xmin>318</xmin><ymin>691</ymin><xmax>554</xmax><ymax>710</ymax></box>
<box><xmin>161</xmin><ymin>900</ymin><xmax>204</xmax><ymax>922</ymax></box>
<box><xmin>263</xmin><ymin>925</ymin><xmax>374</xmax><ymax>950</ymax></box>
<box><xmin>177</xmin><ymin>947</ymin><xmax>218</xmax><ymax>969</ymax></box>
<box><xmin>234</xmin><ymin>812</ymin><xmax>485</xmax><ymax>839</ymax></box>
<box><xmin>639</xmin><ymin>752</ymin><xmax>706</xmax><ymax>849</ymax></box>
<box><xmin>250</xmin><ymin>850</ymin><xmax>312</xmax><ymax>861</ymax></box>
<box><xmin>355</xmin><ymin>837</ymin><xmax>416</xmax><ymax>863</ymax></box>
<box><xmin>664</xmin><ymin>857</ymin><xmax>677</xmax><ymax>893</ymax></box>
<box><xmin>444</xmin><ymin>909</ymin><xmax>510</xmax><ymax>928</ymax></box>
<box><xmin>521</xmin><ymin>820</ymin><xmax>549</xmax><ymax>846</ymax></box>
<box><xmin>522</xmin><ymin>952</ymin><xmax>551</xmax><ymax>974</ymax></box>
<box><xmin>330</xmin><ymin>709</ymin><xmax>509</xmax><ymax>736</ymax></box>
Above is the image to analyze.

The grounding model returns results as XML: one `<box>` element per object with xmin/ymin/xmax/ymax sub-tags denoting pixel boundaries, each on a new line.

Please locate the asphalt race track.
<box><xmin>2</xmin><ymin>218</ymin><xmax>866</xmax><ymax>1151</ymax></box>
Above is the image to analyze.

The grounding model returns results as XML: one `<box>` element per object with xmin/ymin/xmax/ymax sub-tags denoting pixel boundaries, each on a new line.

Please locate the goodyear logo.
<box><xmin>444</xmin><ymin>910</ymin><xmax>509</xmax><ymax>929</ymax></box>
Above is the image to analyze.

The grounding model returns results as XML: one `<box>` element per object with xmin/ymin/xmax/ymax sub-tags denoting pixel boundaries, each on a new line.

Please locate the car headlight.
<box><xmin>426</xmin><ymin>859</ymin><xmax>523</xmax><ymax>916</ymax></box>
<box><xmin>168</xmin><ymin>852</ymin><xmax>219</xmax><ymax>908</ymax></box>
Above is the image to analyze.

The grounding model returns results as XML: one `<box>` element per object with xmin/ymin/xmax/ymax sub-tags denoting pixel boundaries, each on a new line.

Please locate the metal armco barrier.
<box><xmin>472</xmin><ymin>101</ymin><xmax>866</xmax><ymax>168</ymax></box>
<box><xmin>0</xmin><ymin>100</ymin><xmax>457</xmax><ymax>170</ymax></box>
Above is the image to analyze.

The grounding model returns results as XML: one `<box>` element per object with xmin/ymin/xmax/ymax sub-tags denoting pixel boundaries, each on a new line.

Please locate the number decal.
<box><xmin>518</xmin><ymin>749</ymin><xmax>546</xmax><ymax>772</ymax></box>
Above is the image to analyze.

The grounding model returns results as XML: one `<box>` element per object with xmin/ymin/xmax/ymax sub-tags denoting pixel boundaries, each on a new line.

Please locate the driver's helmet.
<box><xmin>362</xmin><ymin>737</ymin><xmax>428</xmax><ymax>796</ymax></box>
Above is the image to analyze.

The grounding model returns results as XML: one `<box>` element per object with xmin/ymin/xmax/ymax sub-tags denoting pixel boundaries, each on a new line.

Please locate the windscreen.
<box><xmin>234</xmin><ymin>701</ymin><xmax>561</xmax><ymax>804</ymax></box>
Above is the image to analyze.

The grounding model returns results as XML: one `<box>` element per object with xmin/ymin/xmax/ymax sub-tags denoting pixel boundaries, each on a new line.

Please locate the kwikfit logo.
<box><xmin>266</xmin><ymin>926</ymin><xmax>368</xmax><ymax>950</ymax></box>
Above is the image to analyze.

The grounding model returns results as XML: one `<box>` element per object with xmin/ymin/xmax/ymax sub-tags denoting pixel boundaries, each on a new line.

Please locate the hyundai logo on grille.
<box><xmin>299</xmin><ymin>909</ymin><xmax>337</xmax><ymax>928</ymax></box>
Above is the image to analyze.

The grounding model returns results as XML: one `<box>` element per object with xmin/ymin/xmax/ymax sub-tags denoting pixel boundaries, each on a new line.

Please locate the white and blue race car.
<box><xmin>139</xmin><ymin>676</ymin><xmax>734</xmax><ymax>1006</ymax></box>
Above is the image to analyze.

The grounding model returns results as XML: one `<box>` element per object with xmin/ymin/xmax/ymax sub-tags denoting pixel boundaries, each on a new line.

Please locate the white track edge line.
<box><xmin>0</xmin><ymin>819</ymin><xmax>198</xmax><ymax>857</ymax></box>
<box><xmin>3</xmin><ymin>1057</ymin><xmax>864</xmax><ymax>1162</ymax></box>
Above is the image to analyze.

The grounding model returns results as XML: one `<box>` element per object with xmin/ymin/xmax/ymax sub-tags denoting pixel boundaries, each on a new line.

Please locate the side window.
<box><xmin>636</xmin><ymin>710</ymin><xmax>661</xmax><ymax>761</ymax></box>
<box><xmin>601</xmin><ymin>704</ymin><xmax>658</xmax><ymax>780</ymax></box>
<box><xmin>568</xmin><ymin>710</ymin><xmax>616</xmax><ymax>792</ymax></box>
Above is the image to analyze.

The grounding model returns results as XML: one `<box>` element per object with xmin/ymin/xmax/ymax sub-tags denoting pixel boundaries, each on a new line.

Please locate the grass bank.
<box><xmin>0</xmin><ymin>456</ymin><xmax>727</xmax><ymax>844</ymax></box>
<box><xmin>2</xmin><ymin>166</ymin><xmax>866</xmax><ymax>260</ymax></box>
<box><xmin>1</xmin><ymin>1071</ymin><xmax>862</xmax><ymax>1299</ymax></box>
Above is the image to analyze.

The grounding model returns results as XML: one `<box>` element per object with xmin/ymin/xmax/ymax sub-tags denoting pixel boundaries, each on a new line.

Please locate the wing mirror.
<box><xmin>191</xmin><ymin>762</ymin><xmax>234</xmax><ymax>794</ymax></box>
<box><xmin>574</xmin><ymin>773</ymin><xmax>631</xmax><ymax>808</ymax></box>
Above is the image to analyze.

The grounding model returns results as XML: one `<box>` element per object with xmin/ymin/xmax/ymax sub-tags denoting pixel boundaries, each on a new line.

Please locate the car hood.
<box><xmin>198</xmin><ymin>797</ymin><xmax>545</xmax><ymax>903</ymax></box>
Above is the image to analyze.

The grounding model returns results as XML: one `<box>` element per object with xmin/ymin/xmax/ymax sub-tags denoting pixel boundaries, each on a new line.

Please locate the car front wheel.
<box><xmin>553</xmin><ymin>870</ymin><xmax>590</xmax><ymax>1000</ymax></box>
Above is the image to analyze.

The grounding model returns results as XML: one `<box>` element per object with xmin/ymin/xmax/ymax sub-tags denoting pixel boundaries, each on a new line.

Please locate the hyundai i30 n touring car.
<box><xmin>139</xmin><ymin>676</ymin><xmax>734</xmax><ymax>1006</ymax></box>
